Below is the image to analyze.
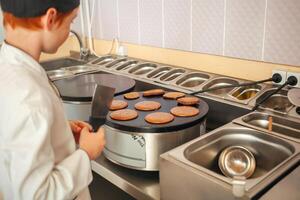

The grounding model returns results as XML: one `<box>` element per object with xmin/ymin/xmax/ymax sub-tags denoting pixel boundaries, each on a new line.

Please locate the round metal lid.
<box><xmin>105</xmin><ymin>93</ymin><xmax>209</xmax><ymax>133</ymax></box>
<box><xmin>53</xmin><ymin>73</ymin><xmax>136</xmax><ymax>102</ymax></box>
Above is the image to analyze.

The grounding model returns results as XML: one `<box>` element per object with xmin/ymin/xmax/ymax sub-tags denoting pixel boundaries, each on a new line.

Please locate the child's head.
<box><xmin>0</xmin><ymin>0</ymin><xmax>79</xmax><ymax>53</ymax></box>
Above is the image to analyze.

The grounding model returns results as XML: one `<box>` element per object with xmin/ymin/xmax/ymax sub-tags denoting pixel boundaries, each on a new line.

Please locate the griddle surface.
<box><xmin>105</xmin><ymin>93</ymin><xmax>209</xmax><ymax>133</ymax></box>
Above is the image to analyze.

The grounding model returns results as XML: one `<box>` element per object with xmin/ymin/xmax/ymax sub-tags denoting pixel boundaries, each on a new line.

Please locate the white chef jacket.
<box><xmin>0</xmin><ymin>42</ymin><xmax>93</xmax><ymax>200</ymax></box>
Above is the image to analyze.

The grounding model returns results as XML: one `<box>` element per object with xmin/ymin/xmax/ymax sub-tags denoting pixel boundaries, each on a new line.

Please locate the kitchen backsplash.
<box><xmin>72</xmin><ymin>0</ymin><xmax>300</xmax><ymax>67</ymax></box>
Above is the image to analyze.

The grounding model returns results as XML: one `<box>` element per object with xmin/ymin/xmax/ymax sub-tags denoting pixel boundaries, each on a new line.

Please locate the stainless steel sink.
<box><xmin>159</xmin><ymin>69</ymin><xmax>186</xmax><ymax>82</ymax></box>
<box><xmin>146</xmin><ymin>66</ymin><xmax>172</xmax><ymax>79</ymax></box>
<box><xmin>234</xmin><ymin>112</ymin><xmax>300</xmax><ymax>143</ymax></box>
<box><xmin>253</xmin><ymin>89</ymin><xmax>293</xmax><ymax>114</ymax></box>
<box><xmin>202</xmin><ymin>77</ymin><xmax>239</xmax><ymax>97</ymax></box>
<box><xmin>41</xmin><ymin>57</ymin><xmax>86</xmax><ymax>71</ymax></box>
<box><xmin>115</xmin><ymin>60</ymin><xmax>139</xmax><ymax>71</ymax></box>
<box><xmin>160</xmin><ymin>123</ymin><xmax>299</xmax><ymax>200</ymax></box>
<box><xmin>176</xmin><ymin>72</ymin><xmax>210</xmax><ymax>88</ymax></box>
<box><xmin>128</xmin><ymin>63</ymin><xmax>158</xmax><ymax>76</ymax></box>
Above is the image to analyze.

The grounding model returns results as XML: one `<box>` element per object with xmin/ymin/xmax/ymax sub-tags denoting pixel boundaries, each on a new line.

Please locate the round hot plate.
<box><xmin>53</xmin><ymin>73</ymin><xmax>136</xmax><ymax>102</ymax></box>
<box><xmin>105</xmin><ymin>92</ymin><xmax>209</xmax><ymax>133</ymax></box>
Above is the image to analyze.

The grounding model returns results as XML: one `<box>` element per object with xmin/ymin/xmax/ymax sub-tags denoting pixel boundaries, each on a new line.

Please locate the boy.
<box><xmin>0</xmin><ymin>1</ymin><xmax>105</xmax><ymax>199</ymax></box>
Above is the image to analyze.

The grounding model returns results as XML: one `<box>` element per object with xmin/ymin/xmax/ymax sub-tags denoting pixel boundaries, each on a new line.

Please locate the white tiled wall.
<box><xmin>139</xmin><ymin>0</ymin><xmax>163</xmax><ymax>47</ymax></box>
<box><xmin>164</xmin><ymin>0</ymin><xmax>191</xmax><ymax>51</ymax></box>
<box><xmin>264</xmin><ymin>0</ymin><xmax>300</xmax><ymax>66</ymax></box>
<box><xmin>118</xmin><ymin>0</ymin><xmax>139</xmax><ymax>44</ymax></box>
<box><xmin>82</xmin><ymin>0</ymin><xmax>300</xmax><ymax>67</ymax></box>
<box><xmin>225</xmin><ymin>0</ymin><xmax>266</xmax><ymax>60</ymax></box>
<box><xmin>192</xmin><ymin>0</ymin><xmax>225</xmax><ymax>55</ymax></box>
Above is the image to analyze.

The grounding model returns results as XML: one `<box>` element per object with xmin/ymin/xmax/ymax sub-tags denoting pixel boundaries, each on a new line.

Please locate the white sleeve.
<box><xmin>3</xmin><ymin>105</ymin><xmax>92</xmax><ymax>200</ymax></box>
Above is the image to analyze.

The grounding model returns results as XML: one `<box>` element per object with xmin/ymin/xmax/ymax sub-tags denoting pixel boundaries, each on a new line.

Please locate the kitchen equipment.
<box><xmin>218</xmin><ymin>146</ymin><xmax>256</xmax><ymax>179</ymax></box>
<box><xmin>89</xmin><ymin>84</ymin><xmax>115</xmax><ymax>130</ymax></box>
<box><xmin>53</xmin><ymin>73</ymin><xmax>135</xmax><ymax>121</ymax></box>
<box><xmin>160</xmin><ymin>123</ymin><xmax>299</xmax><ymax>200</ymax></box>
<box><xmin>102</xmin><ymin>92</ymin><xmax>209</xmax><ymax>171</ymax></box>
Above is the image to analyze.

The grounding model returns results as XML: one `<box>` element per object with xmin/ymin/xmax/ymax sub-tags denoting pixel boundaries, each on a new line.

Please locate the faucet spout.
<box><xmin>70</xmin><ymin>30</ymin><xmax>90</xmax><ymax>61</ymax></box>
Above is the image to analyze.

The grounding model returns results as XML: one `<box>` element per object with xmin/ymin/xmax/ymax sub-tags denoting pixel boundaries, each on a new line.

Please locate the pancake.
<box><xmin>109</xmin><ymin>100</ymin><xmax>128</xmax><ymax>111</ymax></box>
<box><xmin>135</xmin><ymin>101</ymin><xmax>161</xmax><ymax>111</ymax></box>
<box><xmin>145</xmin><ymin>112</ymin><xmax>174</xmax><ymax>124</ymax></box>
<box><xmin>170</xmin><ymin>106</ymin><xmax>200</xmax><ymax>117</ymax></box>
<box><xmin>143</xmin><ymin>89</ymin><xmax>165</xmax><ymax>97</ymax></box>
<box><xmin>177</xmin><ymin>96</ymin><xmax>200</xmax><ymax>106</ymax></box>
<box><xmin>110</xmin><ymin>109</ymin><xmax>138</xmax><ymax>121</ymax></box>
<box><xmin>124</xmin><ymin>92</ymin><xmax>140</xmax><ymax>100</ymax></box>
<box><xmin>163</xmin><ymin>92</ymin><xmax>185</xmax><ymax>100</ymax></box>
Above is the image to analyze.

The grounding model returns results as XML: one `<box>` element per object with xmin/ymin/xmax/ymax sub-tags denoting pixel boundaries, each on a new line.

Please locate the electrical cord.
<box><xmin>189</xmin><ymin>73</ymin><xmax>282</xmax><ymax>95</ymax></box>
<box><xmin>252</xmin><ymin>76</ymin><xmax>298</xmax><ymax>111</ymax></box>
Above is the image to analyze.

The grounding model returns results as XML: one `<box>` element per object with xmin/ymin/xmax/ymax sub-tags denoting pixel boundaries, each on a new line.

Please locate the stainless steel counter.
<box><xmin>91</xmin><ymin>155</ymin><xmax>160</xmax><ymax>200</ymax></box>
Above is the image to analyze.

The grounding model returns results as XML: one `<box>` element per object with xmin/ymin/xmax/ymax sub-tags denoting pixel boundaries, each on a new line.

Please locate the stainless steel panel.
<box><xmin>103</xmin><ymin>123</ymin><xmax>203</xmax><ymax>171</ymax></box>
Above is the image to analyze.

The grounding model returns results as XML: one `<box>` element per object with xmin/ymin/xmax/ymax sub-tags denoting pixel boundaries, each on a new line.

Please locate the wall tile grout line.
<box><xmin>261</xmin><ymin>0</ymin><xmax>268</xmax><ymax>61</ymax></box>
<box><xmin>162</xmin><ymin>0</ymin><xmax>165</xmax><ymax>48</ymax></box>
<box><xmin>116</xmin><ymin>0</ymin><xmax>120</xmax><ymax>39</ymax></box>
<box><xmin>190</xmin><ymin>0</ymin><xmax>193</xmax><ymax>51</ymax></box>
<box><xmin>222</xmin><ymin>0</ymin><xmax>227</xmax><ymax>56</ymax></box>
<box><xmin>137</xmin><ymin>0</ymin><xmax>141</xmax><ymax>45</ymax></box>
<box><xmin>98</xmin><ymin>0</ymin><xmax>103</xmax><ymax>39</ymax></box>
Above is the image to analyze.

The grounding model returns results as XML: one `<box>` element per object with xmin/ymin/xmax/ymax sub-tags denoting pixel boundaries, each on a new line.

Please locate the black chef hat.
<box><xmin>0</xmin><ymin>0</ymin><xmax>80</xmax><ymax>18</ymax></box>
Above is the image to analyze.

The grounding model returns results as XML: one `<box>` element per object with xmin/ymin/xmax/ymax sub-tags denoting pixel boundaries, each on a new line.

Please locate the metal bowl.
<box><xmin>218</xmin><ymin>146</ymin><xmax>256</xmax><ymax>179</ymax></box>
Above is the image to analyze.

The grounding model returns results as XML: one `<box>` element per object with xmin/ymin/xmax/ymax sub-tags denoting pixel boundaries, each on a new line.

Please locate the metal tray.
<box><xmin>176</xmin><ymin>72</ymin><xmax>210</xmax><ymax>88</ymax></box>
<box><xmin>62</xmin><ymin>65</ymin><xmax>98</xmax><ymax>74</ymax></box>
<box><xmin>233</xmin><ymin>112</ymin><xmax>300</xmax><ymax>143</ymax></box>
<box><xmin>202</xmin><ymin>77</ymin><xmax>239</xmax><ymax>97</ymax></box>
<box><xmin>147</xmin><ymin>66</ymin><xmax>172</xmax><ymax>79</ymax></box>
<box><xmin>128</xmin><ymin>63</ymin><xmax>158</xmax><ymax>76</ymax></box>
<box><xmin>115</xmin><ymin>60</ymin><xmax>139</xmax><ymax>71</ymax></box>
<box><xmin>159</xmin><ymin>69</ymin><xmax>186</xmax><ymax>82</ymax></box>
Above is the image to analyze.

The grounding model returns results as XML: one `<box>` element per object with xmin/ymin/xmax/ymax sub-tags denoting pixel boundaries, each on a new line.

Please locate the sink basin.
<box><xmin>202</xmin><ymin>78</ymin><xmax>239</xmax><ymax>96</ymax></box>
<box><xmin>176</xmin><ymin>72</ymin><xmax>210</xmax><ymax>88</ymax></box>
<box><xmin>147</xmin><ymin>67</ymin><xmax>172</xmax><ymax>79</ymax></box>
<box><xmin>128</xmin><ymin>63</ymin><xmax>158</xmax><ymax>75</ymax></box>
<box><xmin>115</xmin><ymin>60</ymin><xmax>139</xmax><ymax>71</ymax></box>
<box><xmin>234</xmin><ymin>112</ymin><xmax>300</xmax><ymax>143</ymax></box>
<box><xmin>161</xmin><ymin>124</ymin><xmax>299</xmax><ymax>199</ymax></box>
<box><xmin>184</xmin><ymin>127</ymin><xmax>294</xmax><ymax>180</ymax></box>
<box><xmin>41</xmin><ymin>57</ymin><xmax>86</xmax><ymax>71</ymax></box>
<box><xmin>159</xmin><ymin>69</ymin><xmax>186</xmax><ymax>82</ymax></box>
<box><xmin>161</xmin><ymin>123</ymin><xmax>299</xmax><ymax>199</ymax></box>
<box><xmin>254</xmin><ymin>89</ymin><xmax>293</xmax><ymax>114</ymax></box>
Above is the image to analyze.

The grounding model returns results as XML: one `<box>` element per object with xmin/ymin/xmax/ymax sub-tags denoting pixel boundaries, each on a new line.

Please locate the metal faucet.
<box><xmin>70</xmin><ymin>30</ymin><xmax>90</xmax><ymax>61</ymax></box>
